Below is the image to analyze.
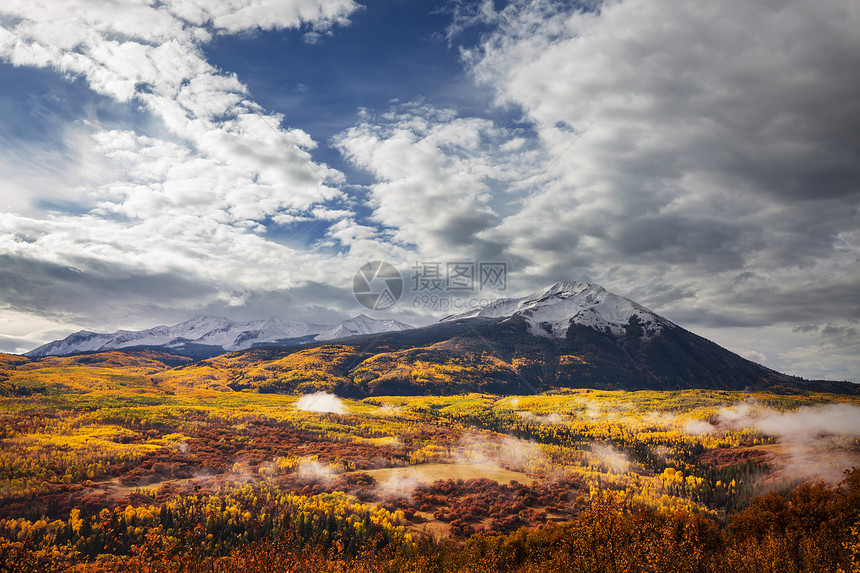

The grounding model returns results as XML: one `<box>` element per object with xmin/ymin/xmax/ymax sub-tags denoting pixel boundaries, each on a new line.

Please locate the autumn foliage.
<box><xmin>1</xmin><ymin>351</ymin><xmax>859</xmax><ymax>571</ymax></box>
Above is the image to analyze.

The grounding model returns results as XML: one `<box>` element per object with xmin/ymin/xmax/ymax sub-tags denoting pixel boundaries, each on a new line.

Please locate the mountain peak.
<box><xmin>316</xmin><ymin>314</ymin><xmax>413</xmax><ymax>341</ymax></box>
<box><xmin>442</xmin><ymin>280</ymin><xmax>670</xmax><ymax>339</ymax></box>
<box><xmin>541</xmin><ymin>280</ymin><xmax>591</xmax><ymax>294</ymax></box>
<box><xmin>529</xmin><ymin>280</ymin><xmax>601</xmax><ymax>302</ymax></box>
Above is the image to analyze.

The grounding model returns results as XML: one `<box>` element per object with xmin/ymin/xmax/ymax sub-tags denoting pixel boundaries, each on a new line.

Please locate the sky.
<box><xmin>0</xmin><ymin>0</ymin><xmax>858</xmax><ymax>381</ymax></box>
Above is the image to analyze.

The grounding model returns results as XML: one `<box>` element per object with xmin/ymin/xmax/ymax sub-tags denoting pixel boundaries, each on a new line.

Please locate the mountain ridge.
<box><xmin>25</xmin><ymin>314</ymin><xmax>412</xmax><ymax>358</ymax></box>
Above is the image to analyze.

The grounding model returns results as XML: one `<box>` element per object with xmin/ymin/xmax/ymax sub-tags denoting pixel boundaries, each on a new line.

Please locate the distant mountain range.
<box><xmin>25</xmin><ymin>314</ymin><xmax>412</xmax><ymax>358</ymax></box>
<box><xmin>23</xmin><ymin>281</ymin><xmax>856</xmax><ymax>394</ymax></box>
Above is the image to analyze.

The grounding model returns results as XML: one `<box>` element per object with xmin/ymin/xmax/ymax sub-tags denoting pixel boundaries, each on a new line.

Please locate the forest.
<box><xmin>0</xmin><ymin>350</ymin><xmax>858</xmax><ymax>571</ymax></box>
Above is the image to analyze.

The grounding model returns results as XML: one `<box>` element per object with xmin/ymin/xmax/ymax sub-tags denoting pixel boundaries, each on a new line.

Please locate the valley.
<box><xmin>0</xmin><ymin>348</ymin><xmax>858</xmax><ymax>571</ymax></box>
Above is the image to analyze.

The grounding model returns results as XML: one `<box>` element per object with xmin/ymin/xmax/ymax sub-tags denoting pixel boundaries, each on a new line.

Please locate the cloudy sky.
<box><xmin>0</xmin><ymin>0</ymin><xmax>858</xmax><ymax>381</ymax></box>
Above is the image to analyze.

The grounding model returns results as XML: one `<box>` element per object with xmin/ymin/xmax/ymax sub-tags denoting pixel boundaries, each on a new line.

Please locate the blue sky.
<box><xmin>0</xmin><ymin>0</ymin><xmax>859</xmax><ymax>381</ymax></box>
<box><xmin>205</xmin><ymin>2</ymin><xmax>479</xmax><ymax>155</ymax></box>
<box><xmin>199</xmin><ymin>0</ymin><xmax>505</xmax><ymax>246</ymax></box>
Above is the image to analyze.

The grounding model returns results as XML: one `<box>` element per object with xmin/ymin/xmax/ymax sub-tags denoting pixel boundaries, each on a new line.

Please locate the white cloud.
<box><xmin>716</xmin><ymin>403</ymin><xmax>860</xmax><ymax>482</ymax></box>
<box><xmin>466</xmin><ymin>0</ymin><xmax>860</xmax><ymax>264</ymax></box>
<box><xmin>297</xmin><ymin>458</ymin><xmax>336</xmax><ymax>481</ymax></box>
<box><xmin>590</xmin><ymin>443</ymin><xmax>630</xmax><ymax>474</ymax></box>
<box><xmin>295</xmin><ymin>391</ymin><xmax>347</xmax><ymax>414</ymax></box>
<box><xmin>333</xmin><ymin>102</ymin><xmax>541</xmax><ymax>261</ymax></box>
<box><xmin>0</xmin><ymin>0</ymin><xmax>359</xmax><ymax>225</ymax></box>
<box><xmin>738</xmin><ymin>349</ymin><xmax>767</xmax><ymax>364</ymax></box>
<box><xmin>682</xmin><ymin>419</ymin><xmax>716</xmax><ymax>436</ymax></box>
<box><xmin>0</xmin><ymin>0</ymin><xmax>365</xmax><ymax>343</ymax></box>
<box><xmin>718</xmin><ymin>403</ymin><xmax>860</xmax><ymax>440</ymax></box>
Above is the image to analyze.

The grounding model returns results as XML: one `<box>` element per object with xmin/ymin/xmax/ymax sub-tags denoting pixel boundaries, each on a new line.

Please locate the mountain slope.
<box><xmin>142</xmin><ymin>314</ymin><xmax>856</xmax><ymax>396</ymax></box>
<box><xmin>25</xmin><ymin>314</ymin><xmax>412</xmax><ymax>358</ymax></box>
<box><xmin>153</xmin><ymin>317</ymin><xmax>855</xmax><ymax>397</ymax></box>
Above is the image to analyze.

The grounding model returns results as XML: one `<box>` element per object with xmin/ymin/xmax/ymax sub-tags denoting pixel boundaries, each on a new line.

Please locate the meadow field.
<box><xmin>1</xmin><ymin>351</ymin><xmax>859</xmax><ymax>571</ymax></box>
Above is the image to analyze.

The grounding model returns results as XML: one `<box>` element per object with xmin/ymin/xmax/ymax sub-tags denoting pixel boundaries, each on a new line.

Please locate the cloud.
<box><xmin>682</xmin><ymin>419</ymin><xmax>717</xmax><ymax>436</ymax></box>
<box><xmin>465</xmin><ymin>0</ymin><xmax>860</xmax><ymax>268</ymax></box>
<box><xmin>455</xmin><ymin>433</ymin><xmax>545</xmax><ymax>471</ymax></box>
<box><xmin>332</xmin><ymin>102</ymin><xmax>537</xmax><ymax>261</ymax></box>
<box><xmin>737</xmin><ymin>349</ymin><xmax>767</xmax><ymax>364</ymax></box>
<box><xmin>375</xmin><ymin>403</ymin><xmax>403</xmax><ymax>416</ymax></box>
<box><xmin>376</xmin><ymin>474</ymin><xmax>421</xmax><ymax>500</ymax></box>
<box><xmin>297</xmin><ymin>458</ymin><xmax>336</xmax><ymax>482</ymax></box>
<box><xmin>716</xmin><ymin>403</ymin><xmax>860</xmax><ymax>482</ymax></box>
<box><xmin>0</xmin><ymin>0</ymin><xmax>363</xmax><ymax>345</ymax></box>
<box><xmin>590</xmin><ymin>444</ymin><xmax>630</xmax><ymax>474</ymax></box>
<box><xmin>295</xmin><ymin>391</ymin><xmax>347</xmax><ymax>414</ymax></box>
<box><xmin>517</xmin><ymin>410</ymin><xmax>563</xmax><ymax>425</ymax></box>
<box><xmin>718</xmin><ymin>403</ymin><xmax>860</xmax><ymax>440</ymax></box>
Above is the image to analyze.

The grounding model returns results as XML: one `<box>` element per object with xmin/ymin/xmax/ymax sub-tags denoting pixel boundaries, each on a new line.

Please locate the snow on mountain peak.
<box><xmin>26</xmin><ymin>314</ymin><xmax>415</xmax><ymax>357</ymax></box>
<box><xmin>315</xmin><ymin>315</ymin><xmax>413</xmax><ymax>341</ymax></box>
<box><xmin>441</xmin><ymin>280</ymin><xmax>671</xmax><ymax>339</ymax></box>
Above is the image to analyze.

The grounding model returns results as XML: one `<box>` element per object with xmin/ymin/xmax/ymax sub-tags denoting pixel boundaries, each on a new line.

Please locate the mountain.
<box><xmin>22</xmin><ymin>280</ymin><xmax>856</xmax><ymax>395</ymax></box>
<box><xmin>441</xmin><ymin>280</ymin><xmax>670</xmax><ymax>339</ymax></box>
<box><xmin>25</xmin><ymin>314</ymin><xmax>412</xmax><ymax>358</ymax></box>
<box><xmin>316</xmin><ymin>315</ymin><xmax>416</xmax><ymax>341</ymax></box>
<box><xmin>288</xmin><ymin>285</ymin><xmax>789</xmax><ymax>394</ymax></box>
<box><xmin>289</xmin><ymin>280</ymin><xmax>853</xmax><ymax>395</ymax></box>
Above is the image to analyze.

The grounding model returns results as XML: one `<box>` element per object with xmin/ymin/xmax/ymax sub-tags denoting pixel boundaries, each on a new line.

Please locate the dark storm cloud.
<box><xmin>729</xmin><ymin>279</ymin><xmax>860</xmax><ymax>325</ymax></box>
<box><xmin>0</xmin><ymin>254</ymin><xmax>221</xmax><ymax>324</ymax></box>
<box><xmin>820</xmin><ymin>323</ymin><xmax>860</xmax><ymax>347</ymax></box>
<box><xmin>521</xmin><ymin>223</ymin><xmax>583</xmax><ymax>254</ymax></box>
<box><xmin>627</xmin><ymin>284</ymin><xmax>698</xmax><ymax>309</ymax></box>
<box><xmin>612</xmin><ymin>215</ymin><xmax>746</xmax><ymax>270</ymax></box>
<box><xmin>656</xmin><ymin>274</ymin><xmax>860</xmax><ymax>332</ymax></box>
<box><xmin>434</xmin><ymin>211</ymin><xmax>498</xmax><ymax>247</ymax></box>
<box><xmin>658</xmin><ymin>307</ymin><xmax>771</xmax><ymax>330</ymax></box>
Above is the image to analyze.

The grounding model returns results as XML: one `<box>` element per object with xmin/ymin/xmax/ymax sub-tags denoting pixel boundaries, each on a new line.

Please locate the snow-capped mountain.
<box><xmin>317</xmin><ymin>315</ymin><xmax>414</xmax><ymax>341</ymax></box>
<box><xmin>21</xmin><ymin>280</ymin><xmax>833</xmax><ymax>393</ymax></box>
<box><xmin>442</xmin><ymin>280</ymin><xmax>673</xmax><ymax>339</ymax></box>
<box><xmin>25</xmin><ymin>281</ymin><xmax>673</xmax><ymax>358</ymax></box>
<box><xmin>26</xmin><ymin>314</ymin><xmax>413</xmax><ymax>358</ymax></box>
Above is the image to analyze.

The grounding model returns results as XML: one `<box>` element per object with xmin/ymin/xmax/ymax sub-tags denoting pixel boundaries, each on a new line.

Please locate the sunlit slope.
<box><xmin>3</xmin><ymin>316</ymin><xmax>857</xmax><ymax>397</ymax></box>
<box><xmin>0</xmin><ymin>351</ymin><xmax>188</xmax><ymax>396</ymax></box>
<box><xmin>153</xmin><ymin>345</ymin><xmax>370</xmax><ymax>392</ymax></box>
<box><xmin>150</xmin><ymin>340</ymin><xmax>563</xmax><ymax>395</ymax></box>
